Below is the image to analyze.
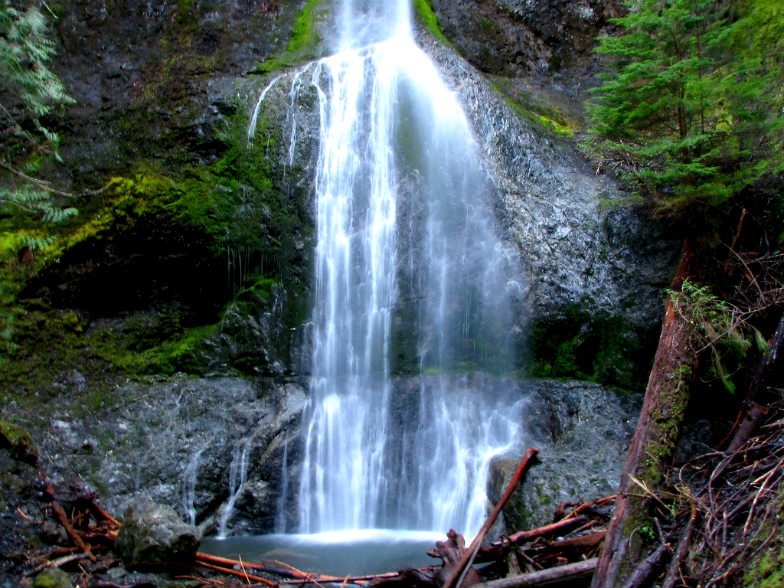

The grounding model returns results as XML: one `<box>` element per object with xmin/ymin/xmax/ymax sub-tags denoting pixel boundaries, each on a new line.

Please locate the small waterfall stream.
<box><xmin>252</xmin><ymin>0</ymin><xmax>526</xmax><ymax>538</ymax></box>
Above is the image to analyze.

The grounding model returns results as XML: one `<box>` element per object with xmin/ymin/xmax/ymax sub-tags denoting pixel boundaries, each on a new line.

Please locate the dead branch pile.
<box><xmin>610</xmin><ymin>409</ymin><xmax>784</xmax><ymax>588</ymax></box>
<box><xmin>21</xmin><ymin>481</ymin><xmax>122</xmax><ymax>581</ymax></box>
<box><xmin>672</xmin><ymin>412</ymin><xmax>784</xmax><ymax>587</ymax></box>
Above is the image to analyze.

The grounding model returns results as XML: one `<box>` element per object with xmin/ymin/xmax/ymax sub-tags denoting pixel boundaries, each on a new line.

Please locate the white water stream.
<box><xmin>254</xmin><ymin>0</ymin><xmax>525</xmax><ymax>538</ymax></box>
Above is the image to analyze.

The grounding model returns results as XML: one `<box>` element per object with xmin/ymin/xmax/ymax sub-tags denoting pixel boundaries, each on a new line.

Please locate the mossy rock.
<box><xmin>0</xmin><ymin>421</ymin><xmax>39</xmax><ymax>466</ymax></box>
<box><xmin>33</xmin><ymin>567</ymin><xmax>73</xmax><ymax>588</ymax></box>
<box><xmin>528</xmin><ymin>303</ymin><xmax>657</xmax><ymax>392</ymax></box>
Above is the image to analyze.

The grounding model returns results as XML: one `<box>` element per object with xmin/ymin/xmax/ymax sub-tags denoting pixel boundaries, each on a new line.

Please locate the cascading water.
<box><xmin>276</xmin><ymin>0</ymin><xmax>525</xmax><ymax>537</ymax></box>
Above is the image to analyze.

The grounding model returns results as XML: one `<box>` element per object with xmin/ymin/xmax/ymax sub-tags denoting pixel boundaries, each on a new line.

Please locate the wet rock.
<box><xmin>489</xmin><ymin>380</ymin><xmax>640</xmax><ymax>532</ymax></box>
<box><xmin>35</xmin><ymin>376</ymin><xmax>307</xmax><ymax>536</ymax></box>
<box><xmin>417</xmin><ymin>37</ymin><xmax>680</xmax><ymax>334</ymax></box>
<box><xmin>115</xmin><ymin>499</ymin><xmax>200</xmax><ymax>568</ymax></box>
<box><xmin>426</xmin><ymin>0</ymin><xmax>623</xmax><ymax>77</ymax></box>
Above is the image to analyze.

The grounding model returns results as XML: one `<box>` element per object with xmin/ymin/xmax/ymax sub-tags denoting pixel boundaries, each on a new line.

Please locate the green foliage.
<box><xmin>585</xmin><ymin>0</ymin><xmax>784</xmax><ymax>216</ymax></box>
<box><xmin>0</xmin><ymin>1</ymin><xmax>76</xmax><ymax>228</ymax></box>
<box><xmin>0</xmin><ymin>2</ymin><xmax>73</xmax><ymax>140</ymax></box>
<box><xmin>668</xmin><ymin>279</ymin><xmax>763</xmax><ymax>394</ymax></box>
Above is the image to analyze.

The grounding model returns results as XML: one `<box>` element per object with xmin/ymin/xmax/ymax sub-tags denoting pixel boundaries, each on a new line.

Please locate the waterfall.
<box><xmin>261</xmin><ymin>0</ymin><xmax>525</xmax><ymax>537</ymax></box>
<box><xmin>217</xmin><ymin>439</ymin><xmax>251</xmax><ymax>538</ymax></box>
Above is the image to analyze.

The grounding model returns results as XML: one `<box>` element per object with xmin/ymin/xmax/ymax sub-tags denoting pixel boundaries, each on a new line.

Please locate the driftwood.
<box><xmin>488</xmin><ymin>516</ymin><xmax>590</xmax><ymax>551</ymax></box>
<box><xmin>477</xmin><ymin>558</ymin><xmax>597</xmax><ymax>588</ymax></box>
<box><xmin>432</xmin><ymin>530</ymin><xmax>483</xmax><ymax>588</ymax></box>
<box><xmin>547</xmin><ymin>532</ymin><xmax>605</xmax><ymax>553</ymax></box>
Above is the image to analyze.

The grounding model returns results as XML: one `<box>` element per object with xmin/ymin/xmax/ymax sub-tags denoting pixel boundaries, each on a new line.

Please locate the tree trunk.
<box><xmin>592</xmin><ymin>238</ymin><xmax>696</xmax><ymax>588</ymax></box>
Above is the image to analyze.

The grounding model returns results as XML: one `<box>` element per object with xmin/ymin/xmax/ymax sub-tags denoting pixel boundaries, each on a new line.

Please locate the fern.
<box><xmin>668</xmin><ymin>279</ymin><xmax>758</xmax><ymax>394</ymax></box>
<box><xmin>41</xmin><ymin>205</ymin><xmax>77</xmax><ymax>224</ymax></box>
<box><xmin>1</xmin><ymin>2</ymin><xmax>77</xmax><ymax>236</ymax></box>
<box><xmin>19</xmin><ymin>233</ymin><xmax>54</xmax><ymax>251</ymax></box>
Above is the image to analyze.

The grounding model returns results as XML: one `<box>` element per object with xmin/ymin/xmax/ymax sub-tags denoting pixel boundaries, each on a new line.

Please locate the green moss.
<box><xmin>1</xmin><ymin>61</ymin><xmax>316</xmax><ymax>391</ymax></box>
<box><xmin>258</xmin><ymin>0</ymin><xmax>327</xmax><ymax>73</ymax></box>
<box><xmin>534</xmin><ymin>113</ymin><xmax>575</xmax><ymax>137</ymax></box>
<box><xmin>106</xmin><ymin>323</ymin><xmax>220</xmax><ymax>376</ymax></box>
<box><xmin>488</xmin><ymin>79</ymin><xmax>580</xmax><ymax>138</ymax></box>
<box><xmin>33</xmin><ymin>567</ymin><xmax>72</xmax><ymax>588</ymax></box>
<box><xmin>528</xmin><ymin>303</ymin><xmax>655</xmax><ymax>391</ymax></box>
<box><xmin>747</xmin><ymin>552</ymin><xmax>784</xmax><ymax>588</ymax></box>
<box><xmin>412</xmin><ymin>0</ymin><xmax>450</xmax><ymax>45</ymax></box>
<box><xmin>0</xmin><ymin>421</ymin><xmax>39</xmax><ymax>465</ymax></box>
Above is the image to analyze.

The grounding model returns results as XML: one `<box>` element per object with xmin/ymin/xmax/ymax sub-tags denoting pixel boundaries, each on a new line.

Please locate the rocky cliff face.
<box><xmin>429</xmin><ymin>0</ymin><xmax>622</xmax><ymax>76</ymax></box>
<box><xmin>53</xmin><ymin>0</ymin><xmax>307</xmax><ymax>181</ymax></box>
<box><xmin>2</xmin><ymin>0</ymin><xmax>679</xmax><ymax>542</ymax></box>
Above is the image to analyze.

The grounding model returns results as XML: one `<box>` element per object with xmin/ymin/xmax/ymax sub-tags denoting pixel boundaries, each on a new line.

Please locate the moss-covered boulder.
<box><xmin>33</xmin><ymin>567</ymin><xmax>73</xmax><ymax>588</ymax></box>
<box><xmin>0</xmin><ymin>421</ymin><xmax>39</xmax><ymax>466</ymax></box>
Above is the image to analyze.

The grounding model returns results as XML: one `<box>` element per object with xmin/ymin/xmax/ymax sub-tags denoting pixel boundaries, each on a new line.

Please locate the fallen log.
<box><xmin>475</xmin><ymin>558</ymin><xmax>597</xmax><ymax>588</ymax></box>
<box><xmin>593</xmin><ymin>238</ymin><xmax>696</xmax><ymax>588</ymax></box>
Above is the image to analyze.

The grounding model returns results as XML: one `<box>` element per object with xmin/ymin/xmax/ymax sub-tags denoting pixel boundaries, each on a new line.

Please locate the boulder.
<box><xmin>33</xmin><ymin>567</ymin><xmax>73</xmax><ymax>588</ymax></box>
<box><xmin>115</xmin><ymin>499</ymin><xmax>200</xmax><ymax>568</ymax></box>
<box><xmin>490</xmin><ymin>380</ymin><xmax>640</xmax><ymax>532</ymax></box>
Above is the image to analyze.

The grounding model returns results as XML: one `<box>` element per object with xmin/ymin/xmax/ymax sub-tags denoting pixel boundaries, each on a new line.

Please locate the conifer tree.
<box><xmin>586</xmin><ymin>0</ymin><xmax>783</xmax><ymax>216</ymax></box>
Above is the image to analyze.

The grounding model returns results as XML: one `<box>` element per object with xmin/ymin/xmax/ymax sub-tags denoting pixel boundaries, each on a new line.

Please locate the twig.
<box><xmin>240</xmin><ymin>554</ymin><xmax>252</xmax><ymax>585</ymax></box>
<box><xmin>0</xmin><ymin>158</ymin><xmax>112</xmax><ymax>198</ymax></box>
<box><xmin>488</xmin><ymin>516</ymin><xmax>589</xmax><ymax>549</ymax></box>
<box><xmin>621</xmin><ymin>542</ymin><xmax>670</xmax><ymax>588</ymax></box>
<box><xmin>27</xmin><ymin>552</ymin><xmax>91</xmax><ymax>576</ymax></box>
<box><xmin>51</xmin><ymin>501</ymin><xmax>96</xmax><ymax>562</ymax></box>
<box><xmin>662</xmin><ymin>499</ymin><xmax>696</xmax><ymax>588</ymax></box>
<box><xmin>196</xmin><ymin>560</ymin><xmax>278</xmax><ymax>587</ymax></box>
